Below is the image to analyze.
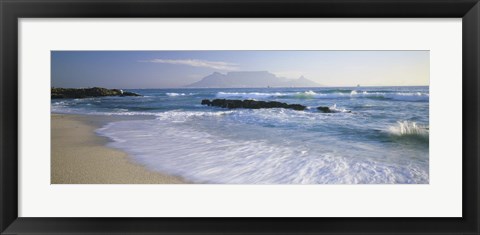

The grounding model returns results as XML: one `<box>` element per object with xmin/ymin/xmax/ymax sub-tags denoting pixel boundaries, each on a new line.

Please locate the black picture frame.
<box><xmin>1</xmin><ymin>0</ymin><xmax>479</xmax><ymax>234</ymax></box>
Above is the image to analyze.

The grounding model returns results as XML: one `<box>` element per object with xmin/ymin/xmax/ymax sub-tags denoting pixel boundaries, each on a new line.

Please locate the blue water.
<box><xmin>52</xmin><ymin>86</ymin><xmax>429</xmax><ymax>184</ymax></box>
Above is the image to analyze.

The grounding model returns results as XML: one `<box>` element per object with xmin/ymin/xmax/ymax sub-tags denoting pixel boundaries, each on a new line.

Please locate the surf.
<box><xmin>215</xmin><ymin>90</ymin><xmax>429</xmax><ymax>102</ymax></box>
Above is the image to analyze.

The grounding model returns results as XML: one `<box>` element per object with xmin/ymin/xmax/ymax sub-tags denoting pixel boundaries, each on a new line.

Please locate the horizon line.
<box><xmin>52</xmin><ymin>85</ymin><xmax>430</xmax><ymax>90</ymax></box>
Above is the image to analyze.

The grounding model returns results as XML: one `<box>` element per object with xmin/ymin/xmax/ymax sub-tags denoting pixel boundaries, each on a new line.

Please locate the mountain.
<box><xmin>283</xmin><ymin>76</ymin><xmax>320</xmax><ymax>87</ymax></box>
<box><xmin>185</xmin><ymin>71</ymin><xmax>321</xmax><ymax>88</ymax></box>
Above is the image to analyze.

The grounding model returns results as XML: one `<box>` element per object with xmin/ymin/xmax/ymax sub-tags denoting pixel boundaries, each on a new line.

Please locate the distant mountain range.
<box><xmin>185</xmin><ymin>71</ymin><xmax>320</xmax><ymax>88</ymax></box>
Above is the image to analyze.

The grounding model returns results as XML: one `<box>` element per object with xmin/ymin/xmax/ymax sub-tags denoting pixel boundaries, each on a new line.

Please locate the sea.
<box><xmin>51</xmin><ymin>86</ymin><xmax>429</xmax><ymax>184</ymax></box>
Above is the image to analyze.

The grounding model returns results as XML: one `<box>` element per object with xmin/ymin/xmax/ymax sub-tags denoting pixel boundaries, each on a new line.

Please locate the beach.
<box><xmin>52</xmin><ymin>87</ymin><xmax>429</xmax><ymax>184</ymax></box>
<box><xmin>50</xmin><ymin>51</ymin><xmax>429</xmax><ymax>184</ymax></box>
<box><xmin>51</xmin><ymin>114</ymin><xmax>185</xmax><ymax>184</ymax></box>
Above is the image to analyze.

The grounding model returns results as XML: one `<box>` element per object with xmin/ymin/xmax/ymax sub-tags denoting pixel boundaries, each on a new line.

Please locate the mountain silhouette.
<box><xmin>185</xmin><ymin>71</ymin><xmax>320</xmax><ymax>88</ymax></box>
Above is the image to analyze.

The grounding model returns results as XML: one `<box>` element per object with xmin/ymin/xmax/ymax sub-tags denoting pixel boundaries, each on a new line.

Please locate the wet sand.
<box><xmin>51</xmin><ymin>114</ymin><xmax>185</xmax><ymax>184</ymax></box>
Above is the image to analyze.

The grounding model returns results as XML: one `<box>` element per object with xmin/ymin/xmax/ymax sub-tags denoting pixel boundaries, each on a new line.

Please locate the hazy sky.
<box><xmin>51</xmin><ymin>51</ymin><xmax>429</xmax><ymax>88</ymax></box>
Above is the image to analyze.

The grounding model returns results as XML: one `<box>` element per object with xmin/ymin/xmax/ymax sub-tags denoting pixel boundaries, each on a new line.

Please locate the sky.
<box><xmin>51</xmin><ymin>51</ymin><xmax>429</xmax><ymax>88</ymax></box>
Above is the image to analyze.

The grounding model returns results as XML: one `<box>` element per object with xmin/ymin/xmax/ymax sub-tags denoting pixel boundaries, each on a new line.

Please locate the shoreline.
<box><xmin>51</xmin><ymin>113</ymin><xmax>186</xmax><ymax>184</ymax></box>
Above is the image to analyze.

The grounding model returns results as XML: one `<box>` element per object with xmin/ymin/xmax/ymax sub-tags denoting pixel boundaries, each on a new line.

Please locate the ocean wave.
<box><xmin>57</xmin><ymin>110</ymin><xmax>157</xmax><ymax>116</ymax></box>
<box><xmin>96</xmin><ymin>119</ymin><xmax>429</xmax><ymax>184</ymax></box>
<box><xmin>155</xmin><ymin>110</ymin><xmax>235</xmax><ymax>122</ymax></box>
<box><xmin>293</xmin><ymin>90</ymin><xmax>318</xmax><ymax>99</ymax></box>
<box><xmin>166</xmin><ymin>92</ymin><xmax>195</xmax><ymax>97</ymax></box>
<box><xmin>388</xmin><ymin>121</ymin><xmax>429</xmax><ymax>138</ymax></box>
<box><xmin>166</xmin><ymin>92</ymin><xmax>185</xmax><ymax>96</ymax></box>
<box><xmin>328</xmin><ymin>104</ymin><xmax>351</xmax><ymax>113</ymax></box>
<box><xmin>51</xmin><ymin>105</ymin><xmax>158</xmax><ymax>116</ymax></box>
<box><xmin>216</xmin><ymin>90</ymin><xmax>429</xmax><ymax>102</ymax></box>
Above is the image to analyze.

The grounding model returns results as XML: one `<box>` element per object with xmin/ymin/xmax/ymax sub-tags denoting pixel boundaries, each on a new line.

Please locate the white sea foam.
<box><xmin>96</xmin><ymin>116</ymin><xmax>429</xmax><ymax>184</ymax></box>
<box><xmin>53</xmin><ymin>87</ymin><xmax>429</xmax><ymax>184</ymax></box>
<box><xmin>166</xmin><ymin>92</ymin><xmax>185</xmax><ymax>96</ymax></box>
<box><xmin>166</xmin><ymin>92</ymin><xmax>196</xmax><ymax>97</ymax></box>
<box><xmin>216</xmin><ymin>91</ymin><xmax>429</xmax><ymax>101</ymax></box>
<box><xmin>155</xmin><ymin>110</ymin><xmax>235</xmax><ymax>122</ymax></box>
<box><xmin>329</xmin><ymin>104</ymin><xmax>350</xmax><ymax>113</ymax></box>
<box><xmin>51</xmin><ymin>105</ymin><xmax>158</xmax><ymax>116</ymax></box>
<box><xmin>388</xmin><ymin>121</ymin><xmax>429</xmax><ymax>137</ymax></box>
<box><xmin>293</xmin><ymin>90</ymin><xmax>318</xmax><ymax>99</ymax></box>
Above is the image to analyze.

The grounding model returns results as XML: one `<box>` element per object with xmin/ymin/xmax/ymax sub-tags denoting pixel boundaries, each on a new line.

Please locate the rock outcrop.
<box><xmin>317</xmin><ymin>106</ymin><xmax>334</xmax><ymax>113</ymax></box>
<box><xmin>51</xmin><ymin>87</ymin><xmax>141</xmax><ymax>99</ymax></box>
<box><xmin>201</xmin><ymin>99</ymin><xmax>306</xmax><ymax>111</ymax></box>
<box><xmin>317</xmin><ymin>106</ymin><xmax>351</xmax><ymax>113</ymax></box>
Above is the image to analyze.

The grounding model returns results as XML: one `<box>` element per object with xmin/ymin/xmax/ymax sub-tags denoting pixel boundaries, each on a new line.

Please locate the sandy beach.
<box><xmin>51</xmin><ymin>114</ymin><xmax>185</xmax><ymax>184</ymax></box>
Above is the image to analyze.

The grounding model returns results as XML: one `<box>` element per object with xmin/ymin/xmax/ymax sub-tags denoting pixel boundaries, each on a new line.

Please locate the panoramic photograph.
<box><xmin>51</xmin><ymin>50</ymin><xmax>429</xmax><ymax>184</ymax></box>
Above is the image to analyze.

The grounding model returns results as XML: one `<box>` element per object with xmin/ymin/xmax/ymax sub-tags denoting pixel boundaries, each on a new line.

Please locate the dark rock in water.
<box><xmin>51</xmin><ymin>87</ymin><xmax>141</xmax><ymax>99</ymax></box>
<box><xmin>201</xmin><ymin>99</ymin><xmax>306</xmax><ymax>111</ymax></box>
<box><xmin>317</xmin><ymin>106</ymin><xmax>351</xmax><ymax>113</ymax></box>
<box><xmin>121</xmin><ymin>91</ymin><xmax>141</xmax><ymax>97</ymax></box>
<box><xmin>317</xmin><ymin>106</ymin><xmax>333</xmax><ymax>113</ymax></box>
<box><xmin>201</xmin><ymin>99</ymin><xmax>211</xmax><ymax>105</ymax></box>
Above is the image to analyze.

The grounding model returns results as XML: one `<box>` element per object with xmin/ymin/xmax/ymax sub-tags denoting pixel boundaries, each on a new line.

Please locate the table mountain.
<box><xmin>185</xmin><ymin>71</ymin><xmax>320</xmax><ymax>88</ymax></box>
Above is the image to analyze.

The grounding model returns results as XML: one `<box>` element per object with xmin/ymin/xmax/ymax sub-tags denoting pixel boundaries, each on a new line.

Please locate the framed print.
<box><xmin>1</xmin><ymin>0</ymin><xmax>479</xmax><ymax>234</ymax></box>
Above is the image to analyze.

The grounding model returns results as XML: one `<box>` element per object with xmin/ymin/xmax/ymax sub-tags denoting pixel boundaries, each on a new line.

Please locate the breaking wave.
<box><xmin>53</xmin><ymin>87</ymin><xmax>429</xmax><ymax>184</ymax></box>
<box><xmin>328</xmin><ymin>104</ymin><xmax>351</xmax><ymax>113</ymax></box>
<box><xmin>96</xmin><ymin>118</ymin><xmax>429</xmax><ymax>184</ymax></box>
<box><xmin>216</xmin><ymin>90</ymin><xmax>429</xmax><ymax>102</ymax></box>
<box><xmin>155</xmin><ymin>110</ymin><xmax>235</xmax><ymax>122</ymax></box>
<box><xmin>388</xmin><ymin>121</ymin><xmax>429</xmax><ymax>138</ymax></box>
<box><xmin>166</xmin><ymin>92</ymin><xmax>195</xmax><ymax>97</ymax></box>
